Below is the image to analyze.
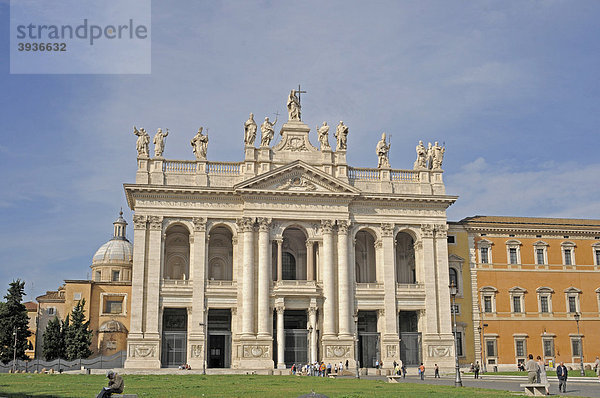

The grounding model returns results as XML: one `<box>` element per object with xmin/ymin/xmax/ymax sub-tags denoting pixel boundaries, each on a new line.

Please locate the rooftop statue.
<box><xmin>153</xmin><ymin>128</ymin><xmax>169</xmax><ymax>157</ymax></box>
<box><xmin>431</xmin><ymin>141</ymin><xmax>445</xmax><ymax>170</ymax></box>
<box><xmin>335</xmin><ymin>121</ymin><xmax>348</xmax><ymax>151</ymax></box>
<box><xmin>376</xmin><ymin>132</ymin><xmax>391</xmax><ymax>168</ymax></box>
<box><xmin>413</xmin><ymin>140</ymin><xmax>428</xmax><ymax>169</ymax></box>
<box><xmin>287</xmin><ymin>89</ymin><xmax>301</xmax><ymax>121</ymax></box>
<box><xmin>317</xmin><ymin>122</ymin><xmax>330</xmax><ymax>150</ymax></box>
<box><xmin>191</xmin><ymin>127</ymin><xmax>208</xmax><ymax>160</ymax></box>
<box><xmin>244</xmin><ymin>113</ymin><xmax>257</xmax><ymax>146</ymax></box>
<box><xmin>260</xmin><ymin>116</ymin><xmax>277</xmax><ymax>147</ymax></box>
<box><xmin>133</xmin><ymin>126</ymin><xmax>150</xmax><ymax>157</ymax></box>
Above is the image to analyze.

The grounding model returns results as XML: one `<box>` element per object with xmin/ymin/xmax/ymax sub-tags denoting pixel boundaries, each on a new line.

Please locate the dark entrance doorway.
<box><xmin>161</xmin><ymin>308</ymin><xmax>187</xmax><ymax>368</ymax></box>
<box><xmin>273</xmin><ymin>310</ymin><xmax>308</xmax><ymax>367</ymax></box>
<box><xmin>399</xmin><ymin>311</ymin><xmax>421</xmax><ymax>365</ymax></box>
<box><xmin>358</xmin><ymin>311</ymin><xmax>380</xmax><ymax>368</ymax></box>
<box><xmin>207</xmin><ymin>309</ymin><xmax>231</xmax><ymax>368</ymax></box>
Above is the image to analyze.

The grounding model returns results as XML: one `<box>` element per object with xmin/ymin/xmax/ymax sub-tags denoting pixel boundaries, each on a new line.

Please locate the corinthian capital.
<box><xmin>148</xmin><ymin>216</ymin><xmax>163</xmax><ymax>231</ymax></box>
<box><xmin>236</xmin><ymin>217</ymin><xmax>255</xmax><ymax>233</ymax></box>
<box><xmin>321</xmin><ymin>219</ymin><xmax>334</xmax><ymax>234</ymax></box>
<box><xmin>192</xmin><ymin>217</ymin><xmax>206</xmax><ymax>232</ymax></box>
<box><xmin>132</xmin><ymin>214</ymin><xmax>147</xmax><ymax>230</ymax></box>
<box><xmin>381</xmin><ymin>223</ymin><xmax>394</xmax><ymax>237</ymax></box>
<box><xmin>257</xmin><ymin>217</ymin><xmax>272</xmax><ymax>232</ymax></box>
<box><xmin>421</xmin><ymin>224</ymin><xmax>434</xmax><ymax>238</ymax></box>
<box><xmin>337</xmin><ymin>220</ymin><xmax>350</xmax><ymax>235</ymax></box>
<box><xmin>434</xmin><ymin>224</ymin><xmax>448</xmax><ymax>238</ymax></box>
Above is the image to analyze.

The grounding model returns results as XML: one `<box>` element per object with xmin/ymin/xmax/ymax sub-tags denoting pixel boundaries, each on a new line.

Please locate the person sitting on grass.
<box><xmin>96</xmin><ymin>370</ymin><xmax>124</xmax><ymax>398</ymax></box>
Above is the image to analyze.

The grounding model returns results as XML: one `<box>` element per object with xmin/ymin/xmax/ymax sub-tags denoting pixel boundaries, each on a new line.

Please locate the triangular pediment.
<box><xmin>234</xmin><ymin>160</ymin><xmax>360</xmax><ymax>196</ymax></box>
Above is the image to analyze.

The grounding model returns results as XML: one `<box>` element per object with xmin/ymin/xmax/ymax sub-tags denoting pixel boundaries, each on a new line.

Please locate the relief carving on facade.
<box><xmin>386</xmin><ymin>344</ymin><xmax>397</xmax><ymax>358</ymax></box>
<box><xmin>132</xmin><ymin>214</ymin><xmax>147</xmax><ymax>230</ymax></box>
<box><xmin>428</xmin><ymin>345</ymin><xmax>452</xmax><ymax>357</ymax></box>
<box><xmin>326</xmin><ymin>345</ymin><xmax>351</xmax><ymax>358</ymax></box>
<box><xmin>277</xmin><ymin>176</ymin><xmax>317</xmax><ymax>191</ymax></box>
<box><xmin>131</xmin><ymin>344</ymin><xmax>157</xmax><ymax>358</ymax></box>
<box><xmin>243</xmin><ymin>345</ymin><xmax>270</xmax><ymax>358</ymax></box>
<box><xmin>148</xmin><ymin>216</ymin><xmax>163</xmax><ymax>231</ymax></box>
<box><xmin>191</xmin><ymin>344</ymin><xmax>203</xmax><ymax>358</ymax></box>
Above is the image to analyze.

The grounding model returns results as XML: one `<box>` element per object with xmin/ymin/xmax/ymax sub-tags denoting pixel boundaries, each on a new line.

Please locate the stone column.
<box><xmin>238</xmin><ymin>217</ymin><xmax>256</xmax><ymax>337</ymax></box>
<box><xmin>308</xmin><ymin>306</ymin><xmax>318</xmax><ymax>363</ymax></box>
<box><xmin>306</xmin><ymin>240</ymin><xmax>314</xmax><ymax>281</ymax></box>
<box><xmin>276</xmin><ymin>239</ymin><xmax>283</xmax><ymax>281</ymax></box>
<box><xmin>321</xmin><ymin>220</ymin><xmax>336</xmax><ymax>337</ymax></box>
<box><xmin>189</xmin><ymin>217</ymin><xmax>207</xmax><ymax>369</ymax></box>
<box><xmin>257</xmin><ymin>218</ymin><xmax>272</xmax><ymax>337</ymax></box>
<box><xmin>276</xmin><ymin>306</ymin><xmax>285</xmax><ymax>369</ymax></box>
<box><xmin>129</xmin><ymin>215</ymin><xmax>147</xmax><ymax>338</ymax></box>
<box><xmin>434</xmin><ymin>224</ymin><xmax>453</xmax><ymax>335</ymax></box>
<box><xmin>421</xmin><ymin>224</ymin><xmax>438</xmax><ymax>334</ymax></box>
<box><xmin>381</xmin><ymin>223</ymin><xmax>399</xmax><ymax>368</ymax></box>
<box><xmin>337</xmin><ymin>221</ymin><xmax>352</xmax><ymax>337</ymax></box>
<box><xmin>145</xmin><ymin>216</ymin><xmax>163</xmax><ymax>338</ymax></box>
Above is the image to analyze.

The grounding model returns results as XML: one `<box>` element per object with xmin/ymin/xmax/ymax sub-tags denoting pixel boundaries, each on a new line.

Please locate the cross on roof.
<box><xmin>296</xmin><ymin>84</ymin><xmax>307</xmax><ymax>107</ymax></box>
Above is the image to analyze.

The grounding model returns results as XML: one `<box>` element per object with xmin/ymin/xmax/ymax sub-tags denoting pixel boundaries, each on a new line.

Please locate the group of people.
<box><xmin>298</xmin><ymin>360</ymin><xmax>349</xmax><ymax>377</ymax></box>
<box><xmin>526</xmin><ymin>354</ymin><xmax>566</xmax><ymax>394</ymax></box>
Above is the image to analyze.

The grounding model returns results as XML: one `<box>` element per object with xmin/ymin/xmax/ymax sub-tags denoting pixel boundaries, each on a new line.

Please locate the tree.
<box><xmin>0</xmin><ymin>280</ymin><xmax>32</xmax><ymax>364</ymax></box>
<box><xmin>64</xmin><ymin>299</ymin><xmax>92</xmax><ymax>360</ymax></box>
<box><xmin>42</xmin><ymin>316</ymin><xmax>65</xmax><ymax>361</ymax></box>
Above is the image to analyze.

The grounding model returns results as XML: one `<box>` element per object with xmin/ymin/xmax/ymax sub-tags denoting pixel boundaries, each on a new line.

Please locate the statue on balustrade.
<box><xmin>191</xmin><ymin>127</ymin><xmax>208</xmax><ymax>160</ymax></box>
<box><xmin>133</xmin><ymin>126</ymin><xmax>150</xmax><ymax>157</ymax></box>
<box><xmin>376</xmin><ymin>132</ymin><xmax>391</xmax><ymax>168</ymax></box>
<box><xmin>153</xmin><ymin>128</ymin><xmax>169</xmax><ymax>157</ymax></box>
<box><xmin>244</xmin><ymin>113</ymin><xmax>257</xmax><ymax>146</ymax></box>
<box><xmin>335</xmin><ymin>121</ymin><xmax>348</xmax><ymax>151</ymax></box>
<box><xmin>317</xmin><ymin>121</ymin><xmax>330</xmax><ymax>150</ymax></box>
<box><xmin>260</xmin><ymin>116</ymin><xmax>277</xmax><ymax>147</ymax></box>
<box><xmin>431</xmin><ymin>141</ymin><xmax>445</xmax><ymax>170</ymax></box>
<box><xmin>413</xmin><ymin>140</ymin><xmax>428</xmax><ymax>169</ymax></box>
<box><xmin>287</xmin><ymin>89</ymin><xmax>301</xmax><ymax>121</ymax></box>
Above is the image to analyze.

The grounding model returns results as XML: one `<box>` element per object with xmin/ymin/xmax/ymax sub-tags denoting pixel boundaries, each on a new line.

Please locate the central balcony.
<box><xmin>273</xmin><ymin>280</ymin><xmax>319</xmax><ymax>296</ymax></box>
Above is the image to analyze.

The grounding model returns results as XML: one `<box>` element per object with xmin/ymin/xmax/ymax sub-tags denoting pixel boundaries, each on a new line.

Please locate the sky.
<box><xmin>1</xmin><ymin>0</ymin><xmax>599</xmax><ymax>300</ymax></box>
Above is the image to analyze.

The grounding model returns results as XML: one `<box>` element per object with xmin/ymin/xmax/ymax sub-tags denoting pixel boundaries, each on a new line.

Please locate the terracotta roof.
<box><xmin>23</xmin><ymin>301</ymin><xmax>37</xmax><ymax>311</ymax></box>
<box><xmin>36</xmin><ymin>290</ymin><xmax>64</xmax><ymax>302</ymax></box>
<box><xmin>459</xmin><ymin>215</ymin><xmax>600</xmax><ymax>229</ymax></box>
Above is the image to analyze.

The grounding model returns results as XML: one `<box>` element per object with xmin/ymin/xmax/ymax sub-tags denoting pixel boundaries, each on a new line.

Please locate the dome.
<box><xmin>93</xmin><ymin>239</ymin><xmax>133</xmax><ymax>265</ymax></box>
<box><xmin>98</xmin><ymin>320</ymin><xmax>128</xmax><ymax>333</ymax></box>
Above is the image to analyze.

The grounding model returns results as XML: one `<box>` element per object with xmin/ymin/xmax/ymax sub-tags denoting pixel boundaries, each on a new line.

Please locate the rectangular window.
<box><xmin>509</xmin><ymin>248</ymin><xmax>518</xmax><ymax>264</ymax></box>
<box><xmin>536</xmin><ymin>249</ymin><xmax>545</xmax><ymax>265</ymax></box>
<box><xmin>486</xmin><ymin>340</ymin><xmax>496</xmax><ymax>357</ymax></box>
<box><xmin>595</xmin><ymin>249</ymin><xmax>600</xmax><ymax>266</ymax></box>
<box><xmin>112</xmin><ymin>270</ymin><xmax>120</xmax><ymax>282</ymax></box>
<box><xmin>73</xmin><ymin>292</ymin><xmax>81</xmax><ymax>300</ymax></box>
<box><xmin>515</xmin><ymin>340</ymin><xmax>526</xmax><ymax>357</ymax></box>
<box><xmin>104</xmin><ymin>300</ymin><xmax>123</xmax><ymax>314</ymax></box>
<box><xmin>568</xmin><ymin>296</ymin><xmax>577</xmax><ymax>313</ymax></box>
<box><xmin>454</xmin><ymin>331</ymin><xmax>463</xmax><ymax>356</ymax></box>
<box><xmin>48</xmin><ymin>307</ymin><xmax>55</xmax><ymax>316</ymax></box>
<box><xmin>543</xmin><ymin>339</ymin><xmax>554</xmax><ymax>357</ymax></box>
<box><xmin>572</xmin><ymin>339</ymin><xmax>582</xmax><ymax>357</ymax></box>
<box><xmin>484</xmin><ymin>296</ymin><xmax>492</xmax><ymax>313</ymax></box>
<box><xmin>513</xmin><ymin>296</ymin><xmax>522</xmax><ymax>313</ymax></box>
<box><xmin>480</xmin><ymin>248</ymin><xmax>489</xmax><ymax>264</ymax></box>
<box><xmin>447</xmin><ymin>235</ymin><xmax>456</xmax><ymax>244</ymax></box>
<box><xmin>564</xmin><ymin>249</ymin><xmax>572</xmax><ymax>265</ymax></box>
<box><xmin>540</xmin><ymin>296</ymin><xmax>549</xmax><ymax>313</ymax></box>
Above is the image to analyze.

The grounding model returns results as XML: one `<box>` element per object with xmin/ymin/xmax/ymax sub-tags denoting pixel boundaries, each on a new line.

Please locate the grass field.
<box><xmin>0</xmin><ymin>374</ymin><xmax>531</xmax><ymax>398</ymax></box>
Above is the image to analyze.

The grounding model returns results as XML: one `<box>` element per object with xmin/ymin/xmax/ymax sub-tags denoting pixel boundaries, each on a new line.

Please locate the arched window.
<box><xmin>396</xmin><ymin>232</ymin><xmax>415</xmax><ymax>283</ymax></box>
<box><xmin>355</xmin><ymin>230</ymin><xmax>376</xmax><ymax>283</ymax></box>
<box><xmin>164</xmin><ymin>224</ymin><xmax>190</xmax><ymax>280</ymax></box>
<box><xmin>282</xmin><ymin>252</ymin><xmax>296</xmax><ymax>280</ymax></box>
<box><xmin>207</xmin><ymin>226</ymin><xmax>233</xmax><ymax>280</ymax></box>
<box><xmin>449</xmin><ymin>268</ymin><xmax>458</xmax><ymax>290</ymax></box>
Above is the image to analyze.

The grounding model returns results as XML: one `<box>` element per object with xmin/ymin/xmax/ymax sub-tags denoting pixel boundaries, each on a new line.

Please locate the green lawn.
<box><xmin>0</xmin><ymin>374</ymin><xmax>529</xmax><ymax>398</ymax></box>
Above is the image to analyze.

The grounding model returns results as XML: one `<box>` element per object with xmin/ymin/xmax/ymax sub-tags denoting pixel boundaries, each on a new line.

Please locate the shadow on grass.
<box><xmin>0</xmin><ymin>392</ymin><xmax>65</xmax><ymax>398</ymax></box>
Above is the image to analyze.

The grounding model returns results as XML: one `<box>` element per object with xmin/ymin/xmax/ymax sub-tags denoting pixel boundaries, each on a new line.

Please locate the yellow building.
<box><xmin>458</xmin><ymin>216</ymin><xmax>600</xmax><ymax>371</ymax></box>
<box><xmin>36</xmin><ymin>212</ymin><xmax>132</xmax><ymax>358</ymax></box>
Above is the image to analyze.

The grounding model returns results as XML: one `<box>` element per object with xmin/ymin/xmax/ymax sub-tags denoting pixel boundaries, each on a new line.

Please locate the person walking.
<box><xmin>401</xmin><ymin>363</ymin><xmax>407</xmax><ymax>378</ymax></box>
<box><xmin>474</xmin><ymin>361</ymin><xmax>480</xmax><ymax>379</ymax></box>
<box><xmin>536</xmin><ymin>356</ymin><xmax>550</xmax><ymax>395</ymax></box>
<box><xmin>419</xmin><ymin>363</ymin><xmax>425</xmax><ymax>380</ymax></box>
<box><xmin>525</xmin><ymin>354</ymin><xmax>539</xmax><ymax>384</ymax></box>
<box><xmin>434</xmin><ymin>364</ymin><xmax>440</xmax><ymax>378</ymax></box>
<box><xmin>557</xmin><ymin>361</ymin><xmax>568</xmax><ymax>393</ymax></box>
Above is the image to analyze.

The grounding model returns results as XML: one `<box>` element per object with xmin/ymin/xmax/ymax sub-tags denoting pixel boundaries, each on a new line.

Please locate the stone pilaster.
<box><xmin>308</xmin><ymin>306</ymin><xmax>318</xmax><ymax>363</ymax></box>
<box><xmin>276</xmin><ymin>239</ymin><xmax>283</xmax><ymax>281</ymax></box>
<box><xmin>145</xmin><ymin>215</ymin><xmax>163</xmax><ymax>338</ymax></box>
<box><xmin>321</xmin><ymin>220</ymin><xmax>336</xmax><ymax>337</ymax></box>
<box><xmin>188</xmin><ymin>217</ymin><xmax>207</xmax><ymax>370</ymax></box>
<box><xmin>238</xmin><ymin>217</ymin><xmax>255</xmax><ymax>337</ymax></box>
<box><xmin>128</xmin><ymin>214</ymin><xmax>147</xmax><ymax>338</ymax></box>
<box><xmin>306</xmin><ymin>240</ymin><xmax>314</xmax><ymax>281</ymax></box>
<box><xmin>276</xmin><ymin>305</ymin><xmax>285</xmax><ymax>369</ymax></box>
<box><xmin>337</xmin><ymin>220</ymin><xmax>352</xmax><ymax>337</ymax></box>
<box><xmin>381</xmin><ymin>223</ymin><xmax>399</xmax><ymax>368</ymax></box>
<box><xmin>257</xmin><ymin>218</ymin><xmax>272</xmax><ymax>337</ymax></box>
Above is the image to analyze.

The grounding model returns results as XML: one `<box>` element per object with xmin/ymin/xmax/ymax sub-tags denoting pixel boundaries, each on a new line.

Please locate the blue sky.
<box><xmin>1</xmin><ymin>1</ymin><xmax>599</xmax><ymax>300</ymax></box>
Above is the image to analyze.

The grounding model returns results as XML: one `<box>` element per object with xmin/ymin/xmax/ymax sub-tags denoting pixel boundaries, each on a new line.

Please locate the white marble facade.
<box><xmin>124</xmin><ymin>92</ymin><xmax>457</xmax><ymax>371</ymax></box>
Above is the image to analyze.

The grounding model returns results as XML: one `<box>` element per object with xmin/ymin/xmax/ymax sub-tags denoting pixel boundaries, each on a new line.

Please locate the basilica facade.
<box><xmin>124</xmin><ymin>91</ymin><xmax>458</xmax><ymax>371</ymax></box>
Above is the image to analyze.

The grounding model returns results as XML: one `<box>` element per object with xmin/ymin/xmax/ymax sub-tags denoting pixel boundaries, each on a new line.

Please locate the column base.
<box><xmin>237</xmin><ymin>336</ymin><xmax>274</xmax><ymax>369</ymax></box>
<box><xmin>124</xmin><ymin>338</ymin><xmax>161</xmax><ymax>369</ymax></box>
<box><xmin>380</xmin><ymin>335</ymin><xmax>400</xmax><ymax>369</ymax></box>
<box><xmin>187</xmin><ymin>338</ymin><xmax>206</xmax><ymax>370</ymax></box>
<box><xmin>422</xmin><ymin>333</ymin><xmax>456</xmax><ymax>372</ymax></box>
<box><xmin>322</xmin><ymin>336</ymin><xmax>354</xmax><ymax>365</ymax></box>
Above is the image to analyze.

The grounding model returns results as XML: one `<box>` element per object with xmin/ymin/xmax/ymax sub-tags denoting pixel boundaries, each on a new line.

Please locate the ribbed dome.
<box><xmin>93</xmin><ymin>238</ymin><xmax>133</xmax><ymax>265</ymax></box>
<box><xmin>98</xmin><ymin>320</ymin><xmax>128</xmax><ymax>333</ymax></box>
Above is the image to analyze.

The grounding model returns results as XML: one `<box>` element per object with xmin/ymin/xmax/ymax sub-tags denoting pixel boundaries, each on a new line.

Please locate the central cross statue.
<box><xmin>287</xmin><ymin>85</ymin><xmax>306</xmax><ymax>121</ymax></box>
